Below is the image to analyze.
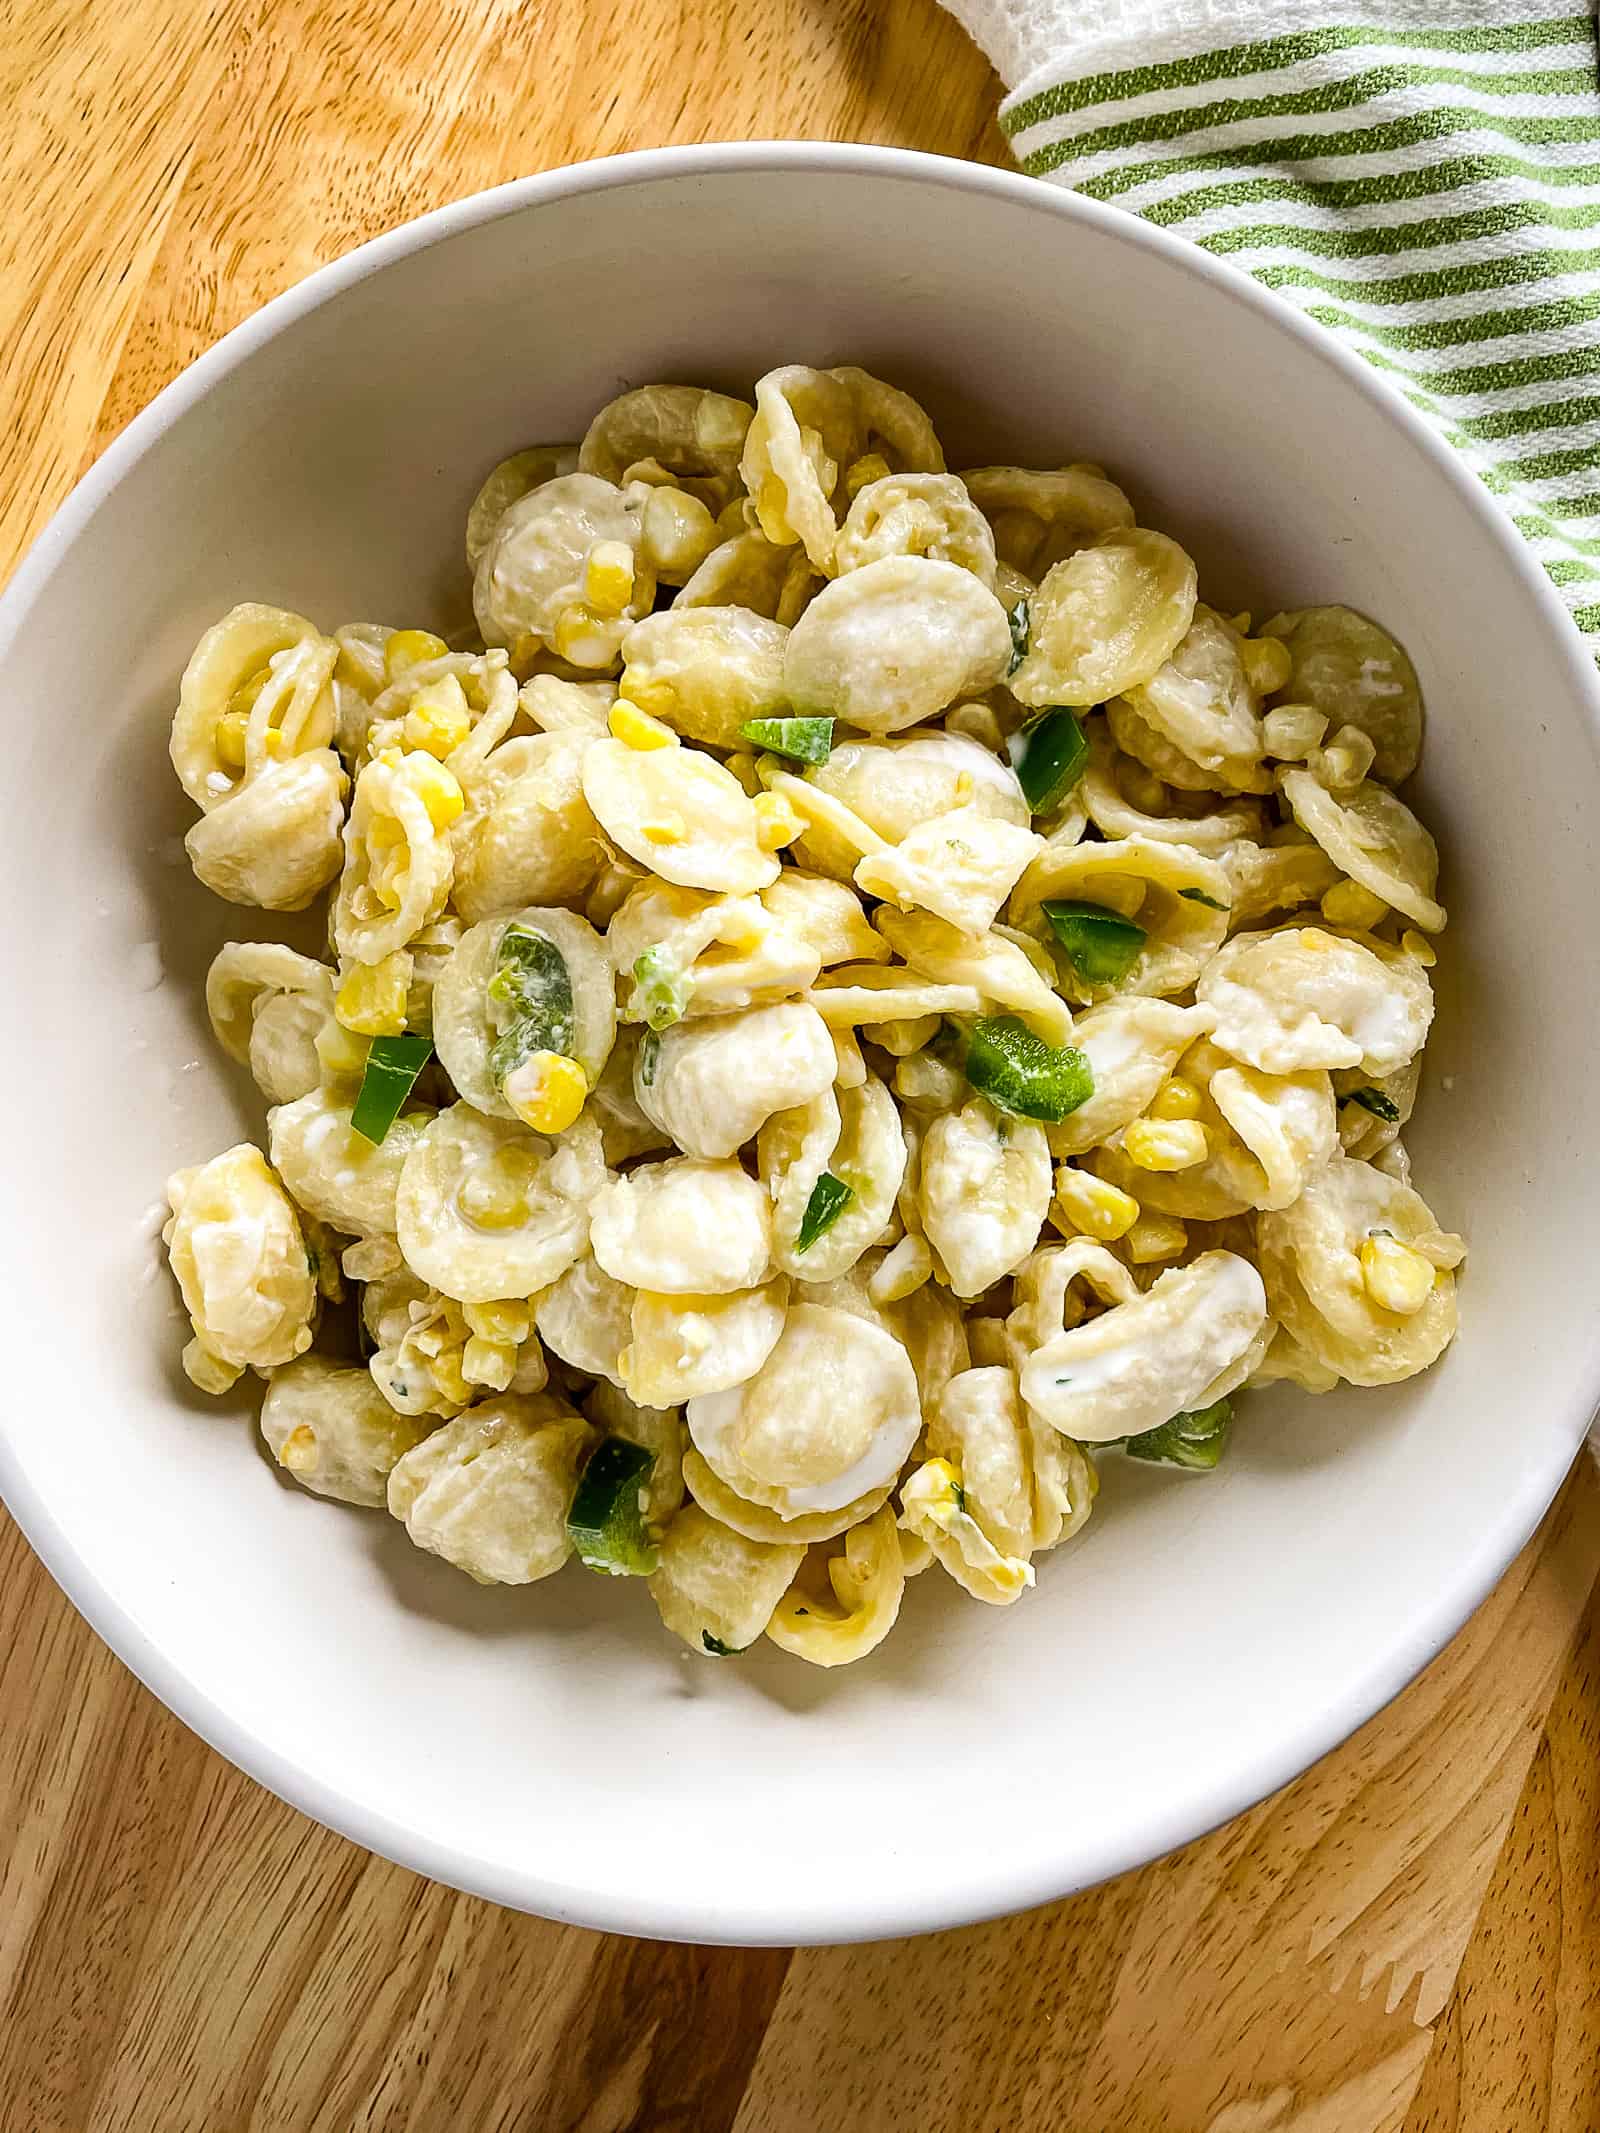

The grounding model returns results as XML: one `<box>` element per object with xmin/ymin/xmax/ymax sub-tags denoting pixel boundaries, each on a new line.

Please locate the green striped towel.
<box><xmin>941</xmin><ymin>0</ymin><xmax>1600</xmax><ymax>652</ymax></box>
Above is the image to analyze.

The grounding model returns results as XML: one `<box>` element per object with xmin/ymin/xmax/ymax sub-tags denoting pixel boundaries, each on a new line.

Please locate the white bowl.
<box><xmin>4</xmin><ymin>143</ymin><xmax>1599</xmax><ymax>1946</ymax></box>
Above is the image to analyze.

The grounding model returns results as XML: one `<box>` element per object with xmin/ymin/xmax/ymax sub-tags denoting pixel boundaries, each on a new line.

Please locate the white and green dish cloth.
<box><xmin>939</xmin><ymin>0</ymin><xmax>1600</xmax><ymax>656</ymax></box>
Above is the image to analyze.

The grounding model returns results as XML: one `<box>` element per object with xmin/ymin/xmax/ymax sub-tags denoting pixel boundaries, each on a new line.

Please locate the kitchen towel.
<box><xmin>938</xmin><ymin>0</ymin><xmax>1600</xmax><ymax>656</ymax></box>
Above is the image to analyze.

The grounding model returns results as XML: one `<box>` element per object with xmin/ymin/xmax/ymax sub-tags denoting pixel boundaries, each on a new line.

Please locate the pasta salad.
<box><xmin>161</xmin><ymin>364</ymin><xmax>1463</xmax><ymax>1668</ymax></box>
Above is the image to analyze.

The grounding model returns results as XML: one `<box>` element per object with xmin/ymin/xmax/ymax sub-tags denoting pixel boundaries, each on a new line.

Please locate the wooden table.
<box><xmin>6</xmin><ymin>3</ymin><xmax>1600</xmax><ymax>2125</ymax></box>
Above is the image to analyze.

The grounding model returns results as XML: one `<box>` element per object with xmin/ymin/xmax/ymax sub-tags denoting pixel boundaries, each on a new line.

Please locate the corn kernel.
<box><xmin>1053</xmin><ymin>1167</ymin><xmax>1140</xmax><ymax>1242</ymax></box>
<box><xmin>462</xmin><ymin>1337</ymin><xmax>516</xmax><ymax>1392</ymax></box>
<box><xmin>432</xmin><ymin>1344</ymin><xmax>473</xmax><ymax>1407</ymax></box>
<box><xmin>553</xmin><ymin>602</ymin><xmax>614</xmax><ymax>665</ymax></box>
<box><xmin>753</xmin><ymin>789</ymin><xmax>805</xmax><ymax>852</ymax></box>
<box><xmin>214</xmin><ymin>710</ymin><xmax>249</xmax><ymax>769</ymax></box>
<box><xmin>403</xmin><ymin>752</ymin><xmax>464</xmax><ymax>830</ymax></box>
<box><xmin>1320</xmin><ymin>879</ymin><xmax>1389</xmax><ymax>929</ymax></box>
<box><xmin>463</xmin><ymin>1299</ymin><xmax>531</xmax><ymax>1345</ymax></box>
<box><xmin>845</xmin><ymin>451</ymin><xmax>891</xmax><ymax>498</ymax></box>
<box><xmin>262</xmin><ymin>724</ymin><xmax>290</xmax><ymax>759</ymax></box>
<box><xmin>277</xmin><ymin>1424</ymin><xmax>320</xmax><ymax>1474</ymax></box>
<box><xmin>402</xmin><ymin>675</ymin><xmax>472</xmax><ymax>759</ymax></box>
<box><xmin>1124</xmin><ymin>1210</ymin><xmax>1189</xmax><ymax>1265</ymax></box>
<box><xmin>316</xmin><ymin>1016</ymin><xmax>370</xmax><ymax>1084</ymax></box>
<box><xmin>335</xmin><ymin>950</ymin><xmax>414</xmax><ymax>1036</ymax></box>
<box><xmin>1240</xmin><ymin>635</ymin><xmax>1293</xmax><ymax>696</ymax></box>
<box><xmin>385</xmin><ymin>628</ymin><xmax>449</xmax><ymax>682</ymax></box>
<box><xmin>584</xmin><ymin>539</ymin><xmax>637</xmax><ymax>616</ymax></box>
<box><xmin>1359</xmin><ymin>1234</ymin><xmax>1434</xmax><ymax>1316</ymax></box>
<box><xmin>1124</xmin><ymin>1117</ymin><xmax>1209</xmax><ymax>1171</ymax></box>
<box><xmin>608</xmin><ymin>700</ymin><xmax>677</xmax><ymax>750</ymax></box>
<box><xmin>1311</xmin><ymin>724</ymin><xmax>1377</xmax><ymax>792</ymax></box>
<box><xmin>1401</xmin><ymin>928</ymin><xmax>1437</xmax><ymax>967</ymax></box>
<box><xmin>502</xmin><ymin>1050</ymin><xmax>589</xmax><ymax>1135</ymax></box>
<box><xmin>640</xmin><ymin>813</ymin><xmax>687</xmax><ymax>846</ymax></box>
<box><xmin>868</xmin><ymin>1235</ymin><xmax>934</xmax><ymax>1305</ymax></box>
<box><xmin>1148</xmin><ymin>1077</ymin><xmax>1202</xmax><ymax>1123</ymax></box>
<box><xmin>1261</xmin><ymin>704</ymin><xmax>1328</xmax><ymax>761</ymax></box>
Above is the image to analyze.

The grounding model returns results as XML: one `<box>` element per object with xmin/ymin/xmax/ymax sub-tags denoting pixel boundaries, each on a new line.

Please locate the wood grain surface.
<box><xmin>5</xmin><ymin>1</ymin><xmax>1599</xmax><ymax>2126</ymax></box>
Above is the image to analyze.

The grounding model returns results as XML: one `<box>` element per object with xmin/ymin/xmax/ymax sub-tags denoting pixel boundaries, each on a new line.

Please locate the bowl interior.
<box><xmin>5</xmin><ymin>148</ymin><xmax>1600</xmax><ymax>1943</ymax></box>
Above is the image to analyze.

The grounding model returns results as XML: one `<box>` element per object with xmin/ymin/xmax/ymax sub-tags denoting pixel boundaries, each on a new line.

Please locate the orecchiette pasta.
<box><xmin>261</xmin><ymin>1355</ymin><xmax>434</xmax><ymax>1506</ymax></box>
<box><xmin>473</xmin><ymin>472</ymin><xmax>654</xmax><ymax>667</ymax></box>
<box><xmin>164</xmin><ymin>1144</ymin><xmax>318</xmax><ymax>1389</ymax></box>
<box><xmin>388</xmin><ymin>1393</ymin><xmax>594</xmax><ymax>1583</ymax></box>
<box><xmin>206</xmin><ymin>942</ymin><xmax>335</xmax><ymax>1104</ymax></box>
<box><xmin>784</xmin><ymin>557</ymin><xmax>1012</xmax><ymax>733</ymax></box>
<box><xmin>589</xmin><ymin>1155</ymin><xmax>773</xmax><ymax>1294</ymax></box>
<box><xmin>161</xmin><ymin>365</ymin><xmax>1463</xmax><ymax>1669</ymax></box>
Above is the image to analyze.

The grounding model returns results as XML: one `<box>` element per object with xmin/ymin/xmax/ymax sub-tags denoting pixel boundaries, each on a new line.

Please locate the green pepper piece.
<box><xmin>739</xmin><ymin>715</ymin><xmax>834</xmax><ymax>765</ymax></box>
<box><xmin>964</xmin><ymin>1015</ymin><xmax>1095</xmax><ymax>1123</ymax></box>
<box><xmin>633</xmin><ymin>945</ymin><xmax>692</xmax><ymax>1031</ymax></box>
<box><xmin>1124</xmin><ymin>1399</ymin><xmax>1233</xmax><ymax>1471</ymax></box>
<box><xmin>1007</xmin><ymin>708</ymin><xmax>1088</xmax><ymax>814</ymax></box>
<box><xmin>1042</xmin><ymin>899</ymin><xmax>1148</xmax><ymax>987</ymax></box>
<box><xmin>566</xmin><ymin>1436</ymin><xmax>659</xmax><ymax>1575</ymax></box>
<box><xmin>1342</xmin><ymin>1086</ymin><xmax>1401</xmax><ymax>1123</ymax></box>
<box><xmin>701</xmin><ymin>1632</ymin><xmax>743</xmax><ymax>1656</ymax></box>
<box><xmin>1179</xmin><ymin>886</ymin><xmax>1230</xmax><ymax>912</ymax></box>
<box><xmin>350</xmin><ymin>1033</ymin><xmax>433</xmax><ymax>1145</ymax></box>
<box><xmin>796</xmin><ymin>1172</ymin><xmax>854</xmax><ymax>1254</ymax></box>
<box><xmin>638</xmin><ymin>1030</ymin><xmax>661</xmax><ymax>1087</ymax></box>
<box><xmin>487</xmin><ymin>923</ymin><xmax>575</xmax><ymax>1084</ymax></box>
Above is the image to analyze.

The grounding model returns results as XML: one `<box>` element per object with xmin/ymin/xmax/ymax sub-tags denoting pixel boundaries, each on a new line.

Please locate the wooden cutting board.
<box><xmin>5</xmin><ymin>2</ymin><xmax>1599</xmax><ymax>2124</ymax></box>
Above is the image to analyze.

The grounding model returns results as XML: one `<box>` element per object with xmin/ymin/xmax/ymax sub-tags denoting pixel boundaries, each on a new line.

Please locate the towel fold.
<box><xmin>941</xmin><ymin>0</ymin><xmax>1600</xmax><ymax>655</ymax></box>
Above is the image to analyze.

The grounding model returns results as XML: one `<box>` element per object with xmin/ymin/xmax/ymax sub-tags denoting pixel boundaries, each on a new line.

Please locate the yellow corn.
<box><xmin>461</xmin><ymin>1337</ymin><xmax>516</xmax><ymax>1392</ymax></box>
<box><xmin>402</xmin><ymin>675</ymin><xmax>472</xmax><ymax>759</ymax></box>
<box><xmin>553</xmin><ymin>602</ymin><xmax>613</xmax><ymax>664</ymax></box>
<box><xmin>1147</xmin><ymin>1077</ymin><xmax>1202</xmax><ymax>1123</ymax></box>
<box><xmin>277</xmin><ymin>1424</ymin><xmax>320</xmax><ymax>1474</ymax></box>
<box><xmin>1261</xmin><ymin>703</ymin><xmax>1328</xmax><ymax>760</ymax></box>
<box><xmin>1312</xmin><ymin>724</ymin><xmax>1376</xmax><ymax>791</ymax></box>
<box><xmin>640</xmin><ymin>812</ymin><xmax>687</xmax><ymax>846</ymax></box>
<box><xmin>753</xmin><ymin>789</ymin><xmax>805</xmax><ymax>852</ymax></box>
<box><xmin>262</xmin><ymin>725</ymin><xmax>289</xmax><ymax>759</ymax></box>
<box><xmin>845</xmin><ymin>451</ymin><xmax>891</xmax><ymax>497</ymax></box>
<box><xmin>214</xmin><ymin>709</ymin><xmax>249</xmax><ymax>769</ymax></box>
<box><xmin>1053</xmin><ymin>1167</ymin><xmax>1140</xmax><ymax>1242</ymax></box>
<box><xmin>1124</xmin><ymin>1117</ymin><xmax>1209</xmax><ymax>1171</ymax></box>
<box><xmin>402</xmin><ymin>752</ymin><xmax>465</xmax><ymax>830</ymax></box>
<box><xmin>315</xmin><ymin>1016</ymin><xmax>370</xmax><ymax>1084</ymax></box>
<box><xmin>463</xmin><ymin>1299</ymin><xmax>531</xmax><ymax>1344</ymax></box>
<box><xmin>608</xmin><ymin>699</ymin><xmax>677</xmax><ymax>750</ymax></box>
<box><xmin>584</xmin><ymin>539</ymin><xmax>636</xmax><ymax>616</ymax></box>
<box><xmin>1402</xmin><ymin>929</ymin><xmax>1437</xmax><ymax>967</ymax></box>
<box><xmin>1320</xmin><ymin>879</ymin><xmax>1389</xmax><ymax>929</ymax></box>
<box><xmin>1240</xmin><ymin>635</ymin><xmax>1293</xmax><ymax>696</ymax></box>
<box><xmin>1124</xmin><ymin>1210</ymin><xmax>1189</xmax><ymax>1264</ymax></box>
<box><xmin>385</xmin><ymin>628</ymin><xmax>449</xmax><ymax>682</ymax></box>
<box><xmin>501</xmin><ymin>1050</ymin><xmax>589</xmax><ymax>1135</ymax></box>
<box><xmin>431</xmin><ymin>1342</ymin><xmax>473</xmax><ymax>1408</ymax></box>
<box><xmin>335</xmin><ymin>951</ymin><xmax>414</xmax><ymax>1036</ymax></box>
<box><xmin>1359</xmin><ymin>1234</ymin><xmax>1434</xmax><ymax>1316</ymax></box>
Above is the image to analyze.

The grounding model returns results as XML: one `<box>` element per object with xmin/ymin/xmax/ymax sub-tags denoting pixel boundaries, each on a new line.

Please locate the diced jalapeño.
<box><xmin>1043</xmin><ymin>899</ymin><xmax>1148</xmax><ymax>987</ymax></box>
<box><xmin>487</xmin><ymin>923</ymin><xmax>576</xmax><ymax>1084</ymax></box>
<box><xmin>1007</xmin><ymin>708</ymin><xmax>1088</xmax><ymax>814</ymax></box>
<box><xmin>566</xmin><ymin>1435</ymin><xmax>659</xmax><ymax>1575</ymax></box>
<box><xmin>1124</xmin><ymin>1399</ymin><xmax>1233</xmax><ymax>1471</ymax></box>
<box><xmin>350</xmin><ymin>1032</ymin><xmax>433</xmax><ymax>1145</ymax></box>
<box><xmin>739</xmin><ymin>715</ymin><xmax>834</xmax><ymax>765</ymax></box>
<box><xmin>963</xmin><ymin>1015</ymin><xmax>1094</xmax><ymax>1123</ymax></box>
<box><xmin>796</xmin><ymin>1172</ymin><xmax>854</xmax><ymax>1253</ymax></box>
